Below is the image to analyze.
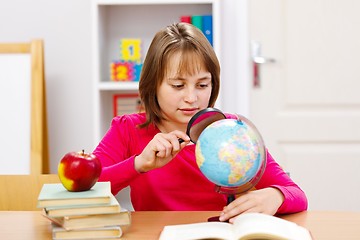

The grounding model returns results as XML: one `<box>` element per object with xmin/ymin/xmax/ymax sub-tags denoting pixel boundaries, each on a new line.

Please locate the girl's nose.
<box><xmin>184</xmin><ymin>88</ymin><xmax>198</xmax><ymax>103</ymax></box>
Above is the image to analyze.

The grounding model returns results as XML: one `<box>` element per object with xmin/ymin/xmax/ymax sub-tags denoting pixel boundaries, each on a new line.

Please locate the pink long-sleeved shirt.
<box><xmin>93</xmin><ymin>113</ymin><xmax>307</xmax><ymax>213</ymax></box>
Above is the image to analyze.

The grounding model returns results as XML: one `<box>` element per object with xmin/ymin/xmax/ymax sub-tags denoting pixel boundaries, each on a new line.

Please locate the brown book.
<box><xmin>44</xmin><ymin>194</ymin><xmax>121</xmax><ymax>217</ymax></box>
<box><xmin>52</xmin><ymin>224</ymin><xmax>122</xmax><ymax>240</ymax></box>
<box><xmin>44</xmin><ymin>209</ymin><xmax>131</xmax><ymax>231</ymax></box>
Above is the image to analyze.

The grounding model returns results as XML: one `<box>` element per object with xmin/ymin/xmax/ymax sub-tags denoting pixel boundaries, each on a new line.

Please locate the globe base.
<box><xmin>207</xmin><ymin>215</ymin><xmax>228</xmax><ymax>222</ymax></box>
<box><xmin>215</xmin><ymin>183</ymin><xmax>254</xmax><ymax>196</ymax></box>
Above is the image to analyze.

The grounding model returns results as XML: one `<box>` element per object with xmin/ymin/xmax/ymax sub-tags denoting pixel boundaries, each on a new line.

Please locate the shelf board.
<box><xmin>94</xmin><ymin>0</ymin><xmax>215</xmax><ymax>5</ymax></box>
<box><xmin>98</xmin><ymin>81</ymin><xmax>139</xmax><ymax>91</ymax></box>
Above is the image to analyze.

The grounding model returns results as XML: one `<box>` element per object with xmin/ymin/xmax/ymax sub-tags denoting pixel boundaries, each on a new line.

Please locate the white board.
<box><xmin>0</xmin><ymin>54</ymin><xmax>31</xmax><ymax>174</ymax></box>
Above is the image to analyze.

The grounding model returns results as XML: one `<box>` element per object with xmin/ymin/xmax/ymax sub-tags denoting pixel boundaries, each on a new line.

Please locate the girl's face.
<box><xmin>157</xmin><ymin>52</ymin><xmax>212</xmax><ymax>132</ymax></box>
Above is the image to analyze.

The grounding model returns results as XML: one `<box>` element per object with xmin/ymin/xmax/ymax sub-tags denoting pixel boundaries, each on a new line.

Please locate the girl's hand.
<box><xmin>134</xmin><ymin>130</ymin><xmax>190</xmax><ymax>172</ymax></box>
<box><xmin>219</xmin><ymin>187</ymin><xmax>284</xmax><ymax>223</ymax></box>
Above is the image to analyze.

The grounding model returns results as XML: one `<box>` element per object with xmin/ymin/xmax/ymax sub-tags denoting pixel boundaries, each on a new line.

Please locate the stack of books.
<box><xmin>37</xmin><ymin>181</ymin><xmax>131</xmax><ymax>240</ymax></box>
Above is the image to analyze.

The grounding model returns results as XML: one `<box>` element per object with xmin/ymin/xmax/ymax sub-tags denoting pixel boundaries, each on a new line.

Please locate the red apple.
<box><xmin>58</xmin><ymin>150</ymin><xmax>102</xmax><ymax>192</ymax></box>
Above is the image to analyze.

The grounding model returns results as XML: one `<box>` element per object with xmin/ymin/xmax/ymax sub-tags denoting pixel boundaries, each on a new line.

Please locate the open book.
<box><xmin>159</xmin><ymin>212</ymin><xmax>312</xmax><ymax>240</ymax></box>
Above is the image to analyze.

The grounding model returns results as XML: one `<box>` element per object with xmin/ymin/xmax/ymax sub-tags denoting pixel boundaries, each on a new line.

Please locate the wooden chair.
<box><xmin>0</xmin><ymin>174</ymin><xmax>60</xmax><ymax>211</ymax></box>
<box><xmin>0</xmin><ymin>40</ymin><xmax>49</xmax><ymax>174</ymax></box>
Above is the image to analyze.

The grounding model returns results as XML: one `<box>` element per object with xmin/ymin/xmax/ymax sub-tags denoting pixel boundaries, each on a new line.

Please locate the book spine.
<box><xmin>180</xmin><ymin>15</ymin><xmax>191</xmax><ymax>24</ymax></box>
<box><xmin>202</xmin><ymin>15</ymin><xmax>213</xmax><ymax>46</ymax></box>
<box><xmin>191</xmin><ymin>15</ymin><xmax>203</xmax><ymax>32</ymax></box>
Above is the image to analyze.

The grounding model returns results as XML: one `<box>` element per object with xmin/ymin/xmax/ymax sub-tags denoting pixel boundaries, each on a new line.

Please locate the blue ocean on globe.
<box><xmin>195</xmin><ymin>118</ymin><xmax>265</xmax><ymax>188</ymax></box>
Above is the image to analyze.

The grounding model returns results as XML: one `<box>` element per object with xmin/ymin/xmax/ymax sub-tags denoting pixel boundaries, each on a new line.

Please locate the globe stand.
<box><xmin>227</xmin><ymin>194</ymin><xmax>236</xmax><ymax>205</ymax></box>
<box><xmin>206</xmin><ymin>160</ymin><xmax>267</xmax><ymax>222</ymax></box>
<box><xmin>207</xmin><ymin>185</ymin><xmax>251</xmax><ymax>222</ymax></box>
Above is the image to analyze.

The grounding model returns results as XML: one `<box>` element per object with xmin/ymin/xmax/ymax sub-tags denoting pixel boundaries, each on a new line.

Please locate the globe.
<box><xmin>195</xmin><ymin>115</ymin><xmax>266</xmax><ymax>195</ymax></box>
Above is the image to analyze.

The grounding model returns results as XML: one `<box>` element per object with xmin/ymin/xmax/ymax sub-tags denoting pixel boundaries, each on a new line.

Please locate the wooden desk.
<box><xmin>1</xmin><ymin>211</ymin><xmax>360</xmax><ymax>239</ymax></box>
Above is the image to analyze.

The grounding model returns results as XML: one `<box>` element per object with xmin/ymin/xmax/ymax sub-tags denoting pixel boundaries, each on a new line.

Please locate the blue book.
<box><xmin>202</xmin><ymin>15</ymin><xmax>213</xmax><ymax>46</ymax></box>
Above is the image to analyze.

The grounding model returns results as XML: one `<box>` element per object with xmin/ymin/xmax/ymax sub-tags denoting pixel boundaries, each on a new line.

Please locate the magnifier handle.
<box><xmin>156</xmin><ymin>138</ymin><xmax>185</xmax><ymax>155</ymax></box>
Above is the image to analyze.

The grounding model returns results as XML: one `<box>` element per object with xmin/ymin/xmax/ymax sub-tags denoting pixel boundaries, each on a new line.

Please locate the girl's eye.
<box><xmin>198</xmin><ymin>83</ymin><xmax>209</xmax><ymax>88</ymax></box>
<box><xmin>172</xmin><ymin>84</ymin><xmax>184</xmax><ymax>89</ymax></box>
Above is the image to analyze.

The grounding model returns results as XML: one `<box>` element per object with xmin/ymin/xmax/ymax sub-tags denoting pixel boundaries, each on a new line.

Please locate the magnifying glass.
<box><xmin>186</xmin><ymin>107</ymin><xmax>226</xmax><ymax>143</ymax></box>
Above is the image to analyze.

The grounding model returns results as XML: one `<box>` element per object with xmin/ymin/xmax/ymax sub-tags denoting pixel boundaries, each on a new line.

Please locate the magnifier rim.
<box><xmin>186</xmin><ymin>107</ymin><xmax>226</xmax><ymax>142</ymax></box>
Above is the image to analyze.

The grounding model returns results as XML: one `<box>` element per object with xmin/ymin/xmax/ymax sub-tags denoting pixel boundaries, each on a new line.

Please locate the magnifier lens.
<box><xmin>186</xmin><ymin>108</ymin><xmax>226</xmax><ymax>143</ymax></box>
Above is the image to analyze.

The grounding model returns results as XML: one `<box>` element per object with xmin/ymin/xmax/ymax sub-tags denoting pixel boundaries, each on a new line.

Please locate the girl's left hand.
<box><xmin>219</xmin><ymin>187</ymin><xmax>284</xmax><ymax>223</ymax></box>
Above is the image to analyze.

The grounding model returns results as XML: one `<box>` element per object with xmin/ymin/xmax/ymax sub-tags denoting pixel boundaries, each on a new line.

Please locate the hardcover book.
<box><xmin>44</xmin><ymin>209</ymin><xmax>131</xmax><ymax>231</ymax></box>
<box><xmin>37</xmin><ymin>181</ymin><xmax>111</xmax><ymax>208</ymax></box>
<box><xmin>202</xmin><ymin>15</ymin><xmax>213</xmax><ymax>46</ymax></box>
<box><xmin>52</xmin><ymin>225</ymin><xmax>122</xmax><ymax>240</ymax></box>
<box><xmin>191</xmin><ymin>15</ymin><xmax>203</xmax><ymax>31</ymax></box>
<box><xmin>44</xmin><ymin>194</ymin><xmax>121</xmax><ymax>218</ymax></box>
<box><xmin>180</xmin><ymin>15</ymin><xmax>191</xmax><ymax>23</ymax></box>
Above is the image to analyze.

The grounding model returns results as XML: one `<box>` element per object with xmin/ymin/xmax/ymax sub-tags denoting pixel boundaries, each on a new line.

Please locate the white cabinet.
<box><xmin>92</xmin><ymin>0</ymin><xmax>221</xmax><ymax>143</ymax></box>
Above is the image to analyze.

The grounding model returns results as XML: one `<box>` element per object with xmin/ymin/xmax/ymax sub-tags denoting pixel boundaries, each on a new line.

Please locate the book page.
<box><xmin>159</xmin><ymin>221</ymin><xmax>234</xmax><ymax>240</ymax></box>
<box><xmin>233</xmin><ymin>213</ymin><xmax>312</xmax><ymax>240</ymax></box>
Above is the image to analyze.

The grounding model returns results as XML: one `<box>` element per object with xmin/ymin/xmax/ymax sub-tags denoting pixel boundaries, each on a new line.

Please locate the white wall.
<box><xmin>0</xmin><ymin>0</ymin><xmax>94</xmax><ymax>172</ymax></box>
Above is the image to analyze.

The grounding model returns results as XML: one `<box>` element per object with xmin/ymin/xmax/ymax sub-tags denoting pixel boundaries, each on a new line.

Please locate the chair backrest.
<box><xmin>0</xmin><ymin>40</ymin><xmax>49</xmax><ymax>174</ymax></box>
<box><xmin>0</xmin><ymin>174</ymin><xmax>60</xmax><ymax>211</ymax></box>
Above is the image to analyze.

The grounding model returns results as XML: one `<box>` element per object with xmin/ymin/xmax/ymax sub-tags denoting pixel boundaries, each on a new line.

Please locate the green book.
<box><xmin>37</xmin><ymin>181</ymin><xmax>111</xmax><ymax>208</ymax></box>
<box><xmin>44</xmin><ymin>194</ymin><xmax>121</xmax><ymax>217</ymax></box>
<box><xmin>191</xmin><ymin>15</ymin><xmax>203</xmax><ymax>31</ymax></box>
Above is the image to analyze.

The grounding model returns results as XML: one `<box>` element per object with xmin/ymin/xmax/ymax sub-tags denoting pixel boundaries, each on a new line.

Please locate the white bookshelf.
<box><xmin>92</xmin><ymin>0</ymin><xmax>221</xmax><ymax>143</ymax></box>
